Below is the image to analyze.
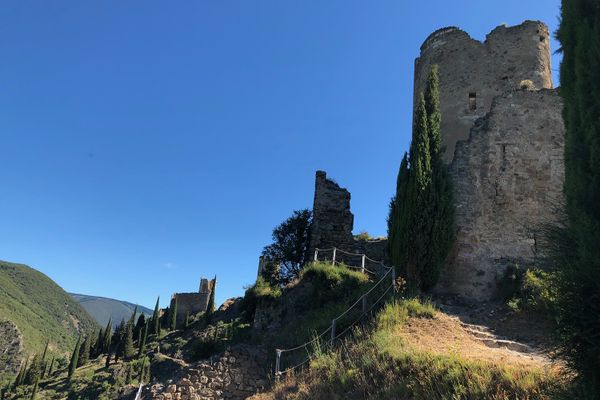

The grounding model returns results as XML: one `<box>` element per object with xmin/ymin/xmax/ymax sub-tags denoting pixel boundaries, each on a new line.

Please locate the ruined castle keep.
<box><xmin>170</xmin><ymin>277</ymin><xmax>215</xmax><ymax>325</ymax></box>
<box><xmin>306</xmin><ymin>21</ymin><xmax>564</xmax><ymax>301</ymax></box>
<box><xmin>414</xmin><ymin>20</ymin><xmax>564</xmax><ymax>300</ymax></box>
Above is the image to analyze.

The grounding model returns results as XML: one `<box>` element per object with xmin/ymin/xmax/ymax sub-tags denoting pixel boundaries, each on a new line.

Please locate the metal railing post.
<box><xmin>361</xmin><ymin>254</ymin><xmax>366</xmax><ymax>273</ymax></box>
<box><xmin>330</xmin><ymin>319</ymin><xmax>336</xmax><ymax>345</ymax></box>
<box><xmin>332</xmin><ymin>247</ymin><xmax>337</xmax><ymax>264</ymax></box>
<box><xmin>314</xmin><ymin>249</ymin><xmax>319</xmax><ymax>262</ymax></box>
<box><xmin>275</xmin><ymin>349</ymin><xmax>282</xmax><ymax>381</ymax></box>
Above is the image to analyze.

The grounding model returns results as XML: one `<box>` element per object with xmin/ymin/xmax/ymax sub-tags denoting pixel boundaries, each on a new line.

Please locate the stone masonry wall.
<box><xmin>436</xmin><ymin>89</ymin><xmax>564</xmax><ymax>300</ymax></box>
<box><xmin>307</xmin><ymin>171</ymin><xmax>355</xmax><ymax>258</ymax></box>
<box><xmin>145</xmin><ymin>346</ymin><xmax>268</xmax><ymax>400</ymax></box>
<box><xmin>171</xmin><ymin>278</ymin><xmax>214</xmax><ymax>326</ymax></box>
<box><xmin>414</xmin><ymin>21</ymin><xmax>553</xmax><ymax>162</ymax></box>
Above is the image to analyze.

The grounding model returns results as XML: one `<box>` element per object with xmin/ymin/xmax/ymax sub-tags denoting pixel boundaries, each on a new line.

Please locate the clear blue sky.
<box><xmin>0</xmin><ymin>1</ymin><xmax>562</xmax><ymax>309</ymax></box>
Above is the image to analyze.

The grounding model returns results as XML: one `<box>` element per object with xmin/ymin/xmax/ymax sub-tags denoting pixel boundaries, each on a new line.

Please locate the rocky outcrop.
<box><xmin>0</xmin><ymin>320</ymin><xmax>23</xmax><ymax>375</ymax></box>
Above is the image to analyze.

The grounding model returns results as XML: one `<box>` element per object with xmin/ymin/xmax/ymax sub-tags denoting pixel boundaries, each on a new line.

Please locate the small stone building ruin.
<box><xmin>170</xmin><ymin>277</ymin><xmax>215</xmax><ymax>325</ymax></box>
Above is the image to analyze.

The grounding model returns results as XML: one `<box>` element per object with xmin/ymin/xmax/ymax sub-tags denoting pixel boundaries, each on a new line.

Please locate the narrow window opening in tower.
<box><xmin>469</xmin><ymin>92</ymin><xmax>477</xmax><ymax>110</ymax></box>
<box><xmin>539</xmin><ymin>36</ymin><xmax>545</xmax><ymax>42</ymax></box>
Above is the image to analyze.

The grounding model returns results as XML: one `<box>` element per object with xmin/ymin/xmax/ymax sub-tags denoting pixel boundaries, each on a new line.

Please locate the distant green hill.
<box><xmin>69</xmin><ymin>293</ymin><xmax>152</xmax><ymax>328</ymax></box>
<box><xmin>0</xmin><ymin>261</ymin><xmax>98</xmax><ymax>361</ymax></box>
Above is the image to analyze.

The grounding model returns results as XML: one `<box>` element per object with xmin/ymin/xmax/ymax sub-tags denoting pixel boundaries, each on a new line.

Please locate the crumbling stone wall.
<box><xmin>145</xmin><ymin>346</ymin><xmax>268</xmax><ymax>400</ymax></box>
<box><xmin>306</xmin><ymin>171</ymin><xmax>389</xmax><ymax>266</ymax></box>
<box><xmin>414</xmin><ymin>21</ymin><xmax>553</xmax><ymax>162</ymax></box>
<box><xmin>307</xmin><ymin>171</ymin><xmax>355</xmax><ymax>258</ymax></box>
<box><xmin>171</xmin><ymin>278</ymin><xmax>214</xmax><ymax>326</ymax></box>
<box><xmin>436</xmin><ymin>89</ymin><xmax>564</xmax><ymax>300</ymax></box>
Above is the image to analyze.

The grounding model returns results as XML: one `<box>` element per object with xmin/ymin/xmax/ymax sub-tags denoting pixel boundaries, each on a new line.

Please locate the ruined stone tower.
<box><xmin>170</xmin><ymin>277</ymin><xmax>215</xmax><ymax>326</ymax></box>
<box><xmin>412</xmin><ymin>21</ymin><xmax>564</xmax><ymax>300</ymax></box>
<box><xmin>414</xmin><ymin>21</ymin><xmax>553</xmax><ymax>163</ymax></box>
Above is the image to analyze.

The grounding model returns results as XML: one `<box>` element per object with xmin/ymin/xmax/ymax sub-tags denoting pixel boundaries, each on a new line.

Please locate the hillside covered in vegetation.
<box><xmin>0</xmin><ymin>261</ymin><xmax>98</xmax><ymax>371</ymax></box>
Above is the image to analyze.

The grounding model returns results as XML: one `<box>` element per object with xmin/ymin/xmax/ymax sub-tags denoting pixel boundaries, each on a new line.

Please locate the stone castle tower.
<box><xmin>413</xmin><ymin>21</ymin><xmax>564</xmax><ymax>300</ymax></box>
<box><xmin>170</xmin><ymin>277</ymin><xmax>215</xmax><ymax>326</ymax></box>
<box><xmin>286</xmin><ymin>20</ymin><xmax>564</xmax><ymax>301</ymax></box>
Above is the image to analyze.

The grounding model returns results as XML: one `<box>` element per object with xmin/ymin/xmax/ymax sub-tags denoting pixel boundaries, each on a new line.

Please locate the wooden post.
<box><xmin>330</xmin><ymin>319</ymin><xmax>337</xmax><ymax>344</ymax></box>
<box><xmin>332</xmin><ymin>247</ymin><xmax>337</xmax><ymax>264</ymax></box>
<box><xmin>314</xmin><ymin>249</ymin><xmax>319</xmax><ymax>262</ymax></box>
<box><xmin>361</xmin><ymin>254</ymin><xmax>366</xmax><ymax>273</ymax></box>
<box><xmin>275</xmin><ymin>350</ymin><xmax>282</xmax><ymax>380</ymax></box>
<box><xmin>362</xmin><ymin>295</ymin><xmax>367</xmax><ymax>313</ymax></box>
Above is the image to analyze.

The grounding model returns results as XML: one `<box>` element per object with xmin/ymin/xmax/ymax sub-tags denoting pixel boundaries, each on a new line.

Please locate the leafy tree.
<box><xmin>553</xmin><ymin>0</ymin><xmax>600</xmax><ymax>395</ymax></box>
<box><xmin>68</xmin><ymin>336</ymin><xmax>81</xmax><ymax>380</ymax></box>
<box><xmin>261</xmin><ymin>209</ymin><xmax>313</xmax><ymax>284</ymax></box>
<box><xmin>388</xmin><ymin>65</ymin><xmax>454</xmax><ymax>292</ymax></box>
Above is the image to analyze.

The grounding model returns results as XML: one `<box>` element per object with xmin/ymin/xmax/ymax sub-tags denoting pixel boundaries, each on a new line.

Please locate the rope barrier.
<box><xmin>274</xmin><ymin>247</ymin><xmax>399</xmax><ymax>378</ymax></box>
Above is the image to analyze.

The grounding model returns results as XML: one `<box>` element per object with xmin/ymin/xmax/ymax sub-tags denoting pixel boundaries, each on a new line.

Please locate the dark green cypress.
<box><xmin>102</xmin><ymin>319</ymin><xmax>112</xmax><ymax>354</ymax></box>
<box><xmin>77</xmin><ymin>336</ymin><xmax>90</xmax><ymax>367</ymax></box>
<box><xmin>47</xmin><ymin>356</ymin><xmax>54</xmax><ymax>378</ymax></box>
<box><xmin>421</xmin><ymin>65</ymin><xmax>454</xmax><ymax>290</ymax></box>
<box><xmin>129</xmin><ymin>305</ymin><xmax>138</xmax><ymax>327</ymax></box>
<box><xmin>152</xmin><ymin>297</ymin><xmax>161</xmax><ymax>337</ymax></box>
<box><xmin>388</xmin><ymin>65</ymin><xmax>453</xmax><ymax>292</ymax></box>
<box><xmin>137</xmin><ymin>322</ymin><xmax>148</xmax><ymax>359</ymax></box>
<box><xmin>41</xmin><ymin>340</ymin><xmax>49</xmax><ymax>363</ymax></box>
<box><xmin>204</xmin><ymin>277</ymin><xmax>217</xmax><ymax>324</ymax></box>
<box><xmin>554</xmin><ymin>0</ymin><xmax>600</xmax><ymax>394</ymax></box>
<box><xmin>170</xmin><ymin>297</ymin><xmax>178</xmax><ymax>331</ymax></box>
<box><xmin>29</xmin><ymin>379</ymin><xmax>38</xmax><ymax>400</ymax></box>
<box><xmin>68</xmin><ymin>336</ymin><xmax>81</xmax><ymax>380</ymax></box>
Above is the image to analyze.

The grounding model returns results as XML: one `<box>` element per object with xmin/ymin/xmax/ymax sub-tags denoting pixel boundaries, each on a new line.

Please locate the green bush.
<box><xmin>503</xmin><ymin>267</ymin><xmax>555</xmax><ymax>314</ymax></box>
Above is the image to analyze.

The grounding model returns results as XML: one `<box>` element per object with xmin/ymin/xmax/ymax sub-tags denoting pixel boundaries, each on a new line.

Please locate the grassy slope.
<box><xmin>254</xmin><ymin>299</ymin><xmax>569</xmax><ymax>400</ymax></box>
<box><xmin>69</xmin><ymin>293</ymin><xmax>152</xmax><ymax>327</ymax></box>
<box><xmin>0</xmin><ymin>261</ymin><xmax>98</xmax><ymax>359</ymax></box>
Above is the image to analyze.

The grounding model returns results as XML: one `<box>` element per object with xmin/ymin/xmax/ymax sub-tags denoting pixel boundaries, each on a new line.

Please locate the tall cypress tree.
<box><xmin>554</xmin><ymin>0</ymin><xmax>600</xmax><ymax>394</ymax></box>
<box><xmin>102</xmin><ymin>319</ymin><xmax>112</xmax><ymax>355</ymax></box>
<box><xmin>422</xmin><ymin>65</ymin><xmax>455</xmax><ymax>289</ymax></box>
<box><xmin>129</xmin><ymin>305</ymin><xmax>138</xmax><ymax>327</ymax></box>
<box><xmin>68</xmin><ymin>337</ymin><xmax>81</xmax><ymax>380</ymax></box>
<box><xmin>170</xmin><ymin>297</ymin><xmax>178</xmax><ymax>331</ymax></box>
<box><xmin>204</xmin><ymin>277</ymin><xmax>217</xmax><ymax>324</ymax></box>
<box><xmin>77</xmin><ymin>336</ymin><xmax>90</xmax><ymax>367</ymax></box>
<box><xmin>152</xmin><ymin>297</ymin><xmax>161</xmax><ymax>337</ymax></box>
<box><xmin>137</xmin><ymin>322</ymin><xmax>148</xmax><ymax>359</ymax></box>
<box><xmin>388</xmin><ymin>65</ymin><xmax>454</xmax><ymax>292</ymax></box>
